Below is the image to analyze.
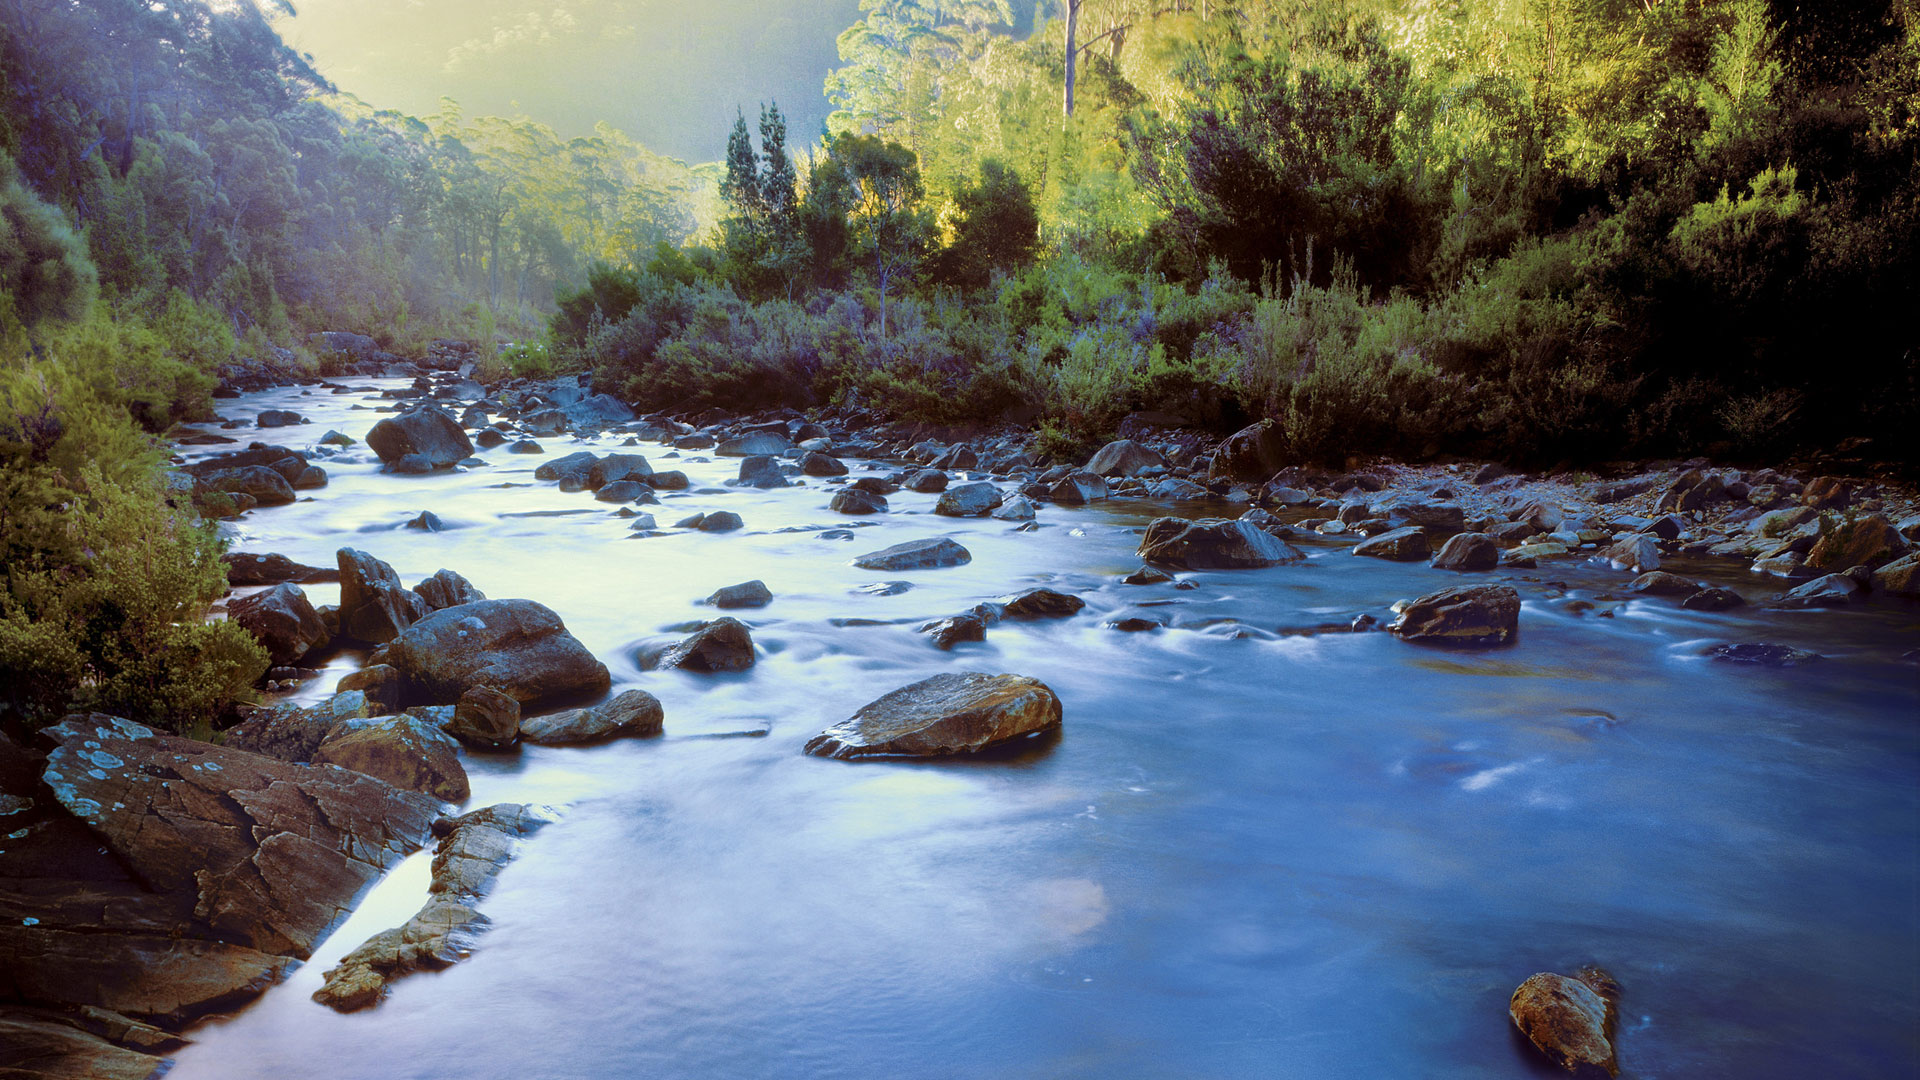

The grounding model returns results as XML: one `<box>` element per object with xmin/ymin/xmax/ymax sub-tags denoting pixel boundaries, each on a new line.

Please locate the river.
<box><xmin>164</xmin><ymin>380</ymin><xmax>1919</xmax><ymax>1079</ymax></box>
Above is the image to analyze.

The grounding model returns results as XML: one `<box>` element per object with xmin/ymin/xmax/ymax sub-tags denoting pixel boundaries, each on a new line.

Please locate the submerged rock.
<box><xmin>1708</xmin><ymin>642</ymin><xmax>1822</xmax><ymax>667</ymax></box>
<box><xmin>708</xmin><ymin>580</ymin><xmax>773</xmax><ymax>609</ymax></box>
<box><xmin>852</xmin><ymin>537</ymin><xmax>972</xmax><ymax>571</ymax></box>
<box><xmin>920</xmin><ymin>614</ymin><xmax>986</xmax><ymax>650</ymax></box>
<box><xmin>831</xmin><ymin>488</ymin><xmax>888</xmax><ymax>515</ymax></box>
<box><xmin>1390</xmin><ymin>584</ymin><xmax>1520</xmax><ymax>646</ymax></box>
<box><xmin>997</xmin><ymin>587</ymin><xmax>1086</xmax><ymax>619</ymax></box>
<box><xmin>1509</xmin><ymin>970</ymin><xmax>1620</xmax><ymax>1078</ymax></box>
<box><xmin>519</xmin><ymin>689</ymin><xmax>664</xmax><ymax>746</ymax></box>
<box><xmin>803</xmin><ymin>673</ymin><xmax>1062</xmax><ymax>759</ymax></box>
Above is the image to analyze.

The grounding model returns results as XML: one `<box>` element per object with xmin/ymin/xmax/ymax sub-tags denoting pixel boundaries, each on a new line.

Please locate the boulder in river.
<box><xmin>697</xmin><ymin>510</ymin><xmax>745</xmax><ymax>533</ymax></box>
<box><xmin>224</xmin><ymin>692</ymin><xmax>372</xmax><ymax>763</ymax></box>
<box><xmin>1603</xmin><ymin>534</ymin><xmax>1661</xmax><ymax>573</ymax></box>
<box><xmin>738</xmin><ymin>455</ymin><xmax>789</xmax><ymax>489</ymax></box>
<box><xmin>1628</xmin><ymin>571</ymin><xmax>1700</xmax><ymax>596</ymax></box>
<box><xmin>1047</xmin><ymin>471</ymin><xmax>1108</xmax><ymax>505</ymax></box>
<box><xmin>1776</xmin><ymin>573</ymin><xmax>1863</xmax><ymax>608</ymax></box>
<box><xmin>997</xmin><ymin>587</ymin><xmax>1086</xmax><ymax>619</ymax></box>
<box><xmin>831</xmin><ymin>488</ymin><xmax>888</xmax><ymax>515</ymax></box>
<box><xmin>1509</xmin><ymin>970</ymin><xmax>1620</xmax><ymax>1078</ymax></box>
<box><xmin>904</xmin><ymin>469</ymin><xmax>949</xmax><ymax>493</ymax></box>
<box><xmin>337</xmin><ymin>663</ymin><xmax>404</xmax><ymax>715</ymax></box>
<box><xmin>227</xmin><ymin>582</ymin><xmax>329</xmax><ymax>665</ymax></box>
<box><xmin>588</xmin><ymin>453</ymin><xmax>653</xmax><ymax>490</ymax></box>
<box><xmin>708</xmin><ymin>580</ymin><xmax>773</xmax><ymax>609</ymax></box>
<box><xmin>366</xmin><ymin>406</ymin><xmax>473</xmax><ymax>470</ymax></box>
<box><xmin>935</xmin><ymin>481</ymin><xmax>1003</xmax><ymax>517</ymax></box>
<box><xmin>717</xmin><ymin>432</ymin><xmax>792</xmax><ymax>457</ymax></box>
<box><xmin>385</xmin><ymin>599</ymin><xmax>611</xmax><ymax>708</ymax></box>
<box><xmin>1869</xmin><ymin>552</ymin><xmax>1920</xmax><ymax>597</ymax></box>
<box><xmin>1207</xmin><ymin>419</ymin><xmax>1287</xmax><ymax>482</ymax></box>
<box><xmin>1138</xmin><ymin>517</ymin><xmax>1303</xmax><ymax>569</ymax></box>
<box><xmin>641</xmin><ymin>617</ymin><xmax>756</xmax><ymax>673</ymax></box>
<box><xmin>1429</xmin><ymin>532</ymin><xmax>1499</xmax><ymax>572</ymax></box>
<box><xmin>197</xmin><ymin>465</ymin><xmax>295</xmax><ymax>506</ymax></box>
<box><xmin>1390</xmin><ymin>584</ymin><xmax>1520</xmax><ymax>646</ymax></box>
<box><xmin>223</xmin><ymin>551</ymin><xmax>334</xmax><ymax>585</ymax></box>
<box><xmin>533</xmin><ymin>451</ymin><xmax>599</xmax><ymax>489</ymax></box>
<box><xmin>1806</xmin><ymin>512</ymin><xmax>1907</xmax><ymax>572</ymax></box>
<box><xmin>312</xmin><ymin>716</ymin><xmax>468</xmax><ymax>801</ymax></box>
<box><xmin>920</xmin><ymin>614</ymin><xmax>986</xmax><ymax>650</ymax></box>
<box><xmin>519</xmin><ymin>689</ymin><xmax>665</xmax><ymax>746</ymax></box>
<box><xmin>992</xmin><ymin>494</ymin><xmax>1037</xmax><ymax>521</ymax></box>
<box><xmin>1680</xmin><ymin>586</ymin><xmax>1746</xmax><ymax>611</ymax></box>
<box><xmin>412</xmin><ymin>568</ymin><xmax>486</xmax><ymax>612</ymax></box>
<box><xmin>1353</xmin><ymin>526</ymin><xmax>1431</xmax><ymax>561</ymax></box>
<box><xmin>337</xmin><ymin>548</ymin><xmax>419</xmax><ymax>645</ymax></box>
<box><xmin>803</xmin><ymin>672</ymin><xmax>1062</xmax><ymax>759</ymax></box>
<box><xmin>852</xmin><ymin>537</ymin><xmax>972</xmax><ymax>571</ymax></box>
<box><xmin>1085</xmin><ymin>439</ymin><xmax>1168</xmax><ymax>478</ymax></box>
<box><xmin>449</xmin><ymin>686</ymin><xmax>521</xmax><ymax>750</ymax></box>
<box><xmin>801</xmin><ymin>451</ymin><xmax>847</xmax><ymax>477</ymax></box>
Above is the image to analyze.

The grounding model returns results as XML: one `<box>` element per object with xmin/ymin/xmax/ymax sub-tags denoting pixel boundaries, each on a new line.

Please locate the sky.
<box><xmin>273</xmin><ymin>0</ymin><xmax>864</xmax><ymax>163</ymax></box>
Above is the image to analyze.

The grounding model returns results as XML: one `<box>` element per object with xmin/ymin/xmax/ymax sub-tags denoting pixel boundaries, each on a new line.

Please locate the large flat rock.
<box><xmin>386</xmin><ymin>599</ymin><xmax>611</xmax><ymax>707</ymax></box>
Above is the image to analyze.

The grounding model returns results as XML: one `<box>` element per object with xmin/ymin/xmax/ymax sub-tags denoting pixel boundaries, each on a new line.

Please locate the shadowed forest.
<box><xmin>2</xmin><ymin>0</ymin><xmax>1917</xmax><ymax>730</ymax></box>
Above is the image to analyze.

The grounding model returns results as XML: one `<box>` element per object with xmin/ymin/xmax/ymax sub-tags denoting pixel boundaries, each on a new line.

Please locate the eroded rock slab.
<box><xmin>1138</xmin><ymin>517</ymin><xmax>1303</xmax><ymax>569</ymax></box>
<box><xmin>804</xmin><ymin>673</ymin><xmax>1062</xmax><ymax>759</ymax></box>
<box><xmin>39</xmin><ymin>715</ymin><xmax>440</xmax><ymax>960</ymax></box>
<box><xmin>852</xmin><ymin>537</ymin><xmax>972</xmax><ymax>571</ymax></box>
<box><xmin>519</xmin><ymin>689</ymin><xmax>664</xmax><ymax>746</ymax></box>
<box><xmin>313</xmin><ymin>804</ymin><xmax>553</xmax><ymax>1012</ymax></box>
<box><xmin>1509</xmin><ymin>969</ymin><xmax>1620</xmax><ymax>1077</ymax></box>
<box><xmin>1390</xmin><ymin>584</ymin><xmax>1520</xmax><ymax>647</ymax></box>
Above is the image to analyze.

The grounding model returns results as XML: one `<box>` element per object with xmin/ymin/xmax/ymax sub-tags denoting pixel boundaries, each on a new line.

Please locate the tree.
<box><xmin>0</xmin><ymin>151</ymin><xmax>97</xmax><ymax>330</ymax></box>
<box><xmin>935</xmin><ymin>158</ymin><xmax>1039</xmax><ymax>288</ymax></box>
<box><xmin>811</xmin><ymin>135</ymin><xmax>931</xmax><ymax>337</ymax></box>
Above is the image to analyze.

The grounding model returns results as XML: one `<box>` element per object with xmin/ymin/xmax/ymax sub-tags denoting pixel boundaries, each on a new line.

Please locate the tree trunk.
<box><xmin>1064</xmin><ymin>0</ymin><xmax>1081</xmax><ymax>117</ymax></box>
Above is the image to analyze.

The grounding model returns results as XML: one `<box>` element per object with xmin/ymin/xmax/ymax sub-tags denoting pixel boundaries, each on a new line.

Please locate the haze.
<box><xmin>274</xmin><ymin>0</ymin><xmax>862</xmax><ymax>161</ymax></box>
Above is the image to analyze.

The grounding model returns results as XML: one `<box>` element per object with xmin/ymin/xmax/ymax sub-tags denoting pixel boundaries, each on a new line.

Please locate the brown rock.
<box><xmin>1430</xmin><ymin>532</ymin><xmax>1498</xmax><ymax>571</ymax></box>
<box><xmin>336</xmin><ymin>548</ymin><xmax>417</xmax><ymax>645</ymax></box>
<box><xmin>0</xmin><ymin>1008</ymin><xmax>170</xmax><ymax>1080</ymax></box>
<box><xmin>519</xmin><ymin>689</ymin><xmax>665</xmax><ymax>746</ymax></box>
<box><xmin>804</xmin><ymin>673</ymin><xmax>1062</xmax><ymax>759</ymax></box>
<box><xmin>641</xmin><ymin>618</ymin><xmax>756</xmax><ymax>673</ymax></box>
<box><xmin>1353</xmin><ymin>526</ymin><xmax>1431</xmax><ymax>561</ymax></box>
<box><xmin>1208</xmin><ymin>420</ymin><xmax>1287</xmax><ymax>482</ymax></box>
<box><xmin>313</xmin><ymin>716</ymin><xmax>469</xmax><ymax>801</ymax></box>
<box><xmin>385</xmin><ymin>598</ymin><xmax>610</xmax><ymax>708</ymax></box>
<box><xmin>1138</xmin><ymin>517</ymin><xmax>1305</xmax><ymax>569</ymax></box>
<box><xmin>227</xmin><ymin>582</ymin><xmax>329</xmax><ymax>665</ymax></box>
<box><xmin>1806</xmin><ymin>513</ymin><xmax>1907</xmax><ymax>571</ymax></box>
<box><xmin>450</xmin><ymin>686</ymin><xmax>521</xmax><ymax>749</ymax></box>
<box><xmin>1390</xmin><ymin>585</ymin><xmax>1521</xmax><ymax>647</ymax></box>
<box><xmin>1509</xmin><ymin>970</ymin><xmax>1619</xmax><ymax>1077</ymax></box>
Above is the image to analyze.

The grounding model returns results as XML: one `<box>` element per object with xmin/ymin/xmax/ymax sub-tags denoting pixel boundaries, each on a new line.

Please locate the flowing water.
<box><xmin>165</xmin><ymin>382</ymin><xmax>1919</xmax><ymax>1079</ymax></box>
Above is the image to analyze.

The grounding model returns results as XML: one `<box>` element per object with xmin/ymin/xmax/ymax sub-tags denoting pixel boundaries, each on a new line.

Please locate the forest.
<box><xmin>2</xmin><ymin>0</ymin><xmax>1917</xmax><ymax>728</ymax></box>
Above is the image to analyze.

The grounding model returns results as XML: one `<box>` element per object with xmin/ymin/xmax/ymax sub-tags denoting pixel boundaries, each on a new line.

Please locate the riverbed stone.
<box><xmin>587</xmin><ymin>453</ymin><xmax>652</xmax><ymax>490</ymax></box>
<box><xmin>1776</xmin><ymin>573</ymin><xmax>1863</xmax><ymax>608</ymax></box>
<box><xmin>1870</xmin><ymin>552</ymin><xmax>1920</xmax><ymax>597</ymax></box>
<box><xmin>533</xmin><ymin>451</ymin><xmax>599</xmax><ymax>488</ymax></box>
<box><xmin>831</xmin><ymin>488</ymin><xmax>888</xmax><ymax>514</ymax></box>
<box><xmin>312</xmin><ymin>716</ymin><xmax>468</xmax><ymax>802</ymax></box>
<box><xmin>1430</xmin><ymin>532</ymin><xmax>1498</xmax><ymax>571</ymax></box>
<box><xmin>1509</xmin><ymin>970</ymin><xmax>1619</xmax><ymax>1078</ymax></box>
<box><xmin>1138</xmin><ymin>517</ymin><xmax>1303</xmax><ymax>569</ymax></box>
<box><xmin>1603</xmin><ymin>534</ymin><xmax>1661</xmax><ymax>573</ymax></box>
<box><xmin>385</xmin><ymin>599</ymin><xmax>610</xmax><ymax>708</ymax></box>
<box><xmin>803</xmin><ymin>672</ymin><xmax>1062</xmax><ymax>759</ymax></box>
<box><xmin>708</xmin><ymin>580</ymin><xmax>773</xmax><ymax>609</ymax></box>
<box><xmin>449</xmin><ymin>686</ymin><xmax>520</xmax><ymax>750</ymax></box>
<box><xmin>992</xmin><ymin>494</ymin><xmax>1037</xmax><ymax>521</ymax></box>
<box><xmin>228</xmin><ymin>582</ymin><xmax>329</xmax><ymax>665</ymax></box>
<box><xmin>1390</xmin><ymin>584</ymin><xmax>1520</xmax><ymax>646</ymax></box>
<box><xmin>641</xmin><ymin>617</ymin><xmax>756</xmax><ymax>673</ymax></box>
<box><xmin>997</xmin><ymin>587</ymin><xmax>1086</xmax><ymax>619</ymax></box>
<box><xmin>717</xmin><ymin>432</ymin><xmax>792</xmax><ymax>457</ymax></box>
<box><xmin>800</xmin><ymin>451</ymin><xmax>847</xmax><ymax>477</ymax></box>
<box><xmin>697</xmin><ymin>510</ymin><xmax>745</xmax><ymax>533</ymax></box>
<box><xmin>519</xmin><ymin>689</ymin><xmax>665</xmax><ymax>745</ymax></box>
<box><xmin>412</xmin><ymin>568</ymin><xmax>486</xmax><ymax>612</ymax></box>
<box><xmin>197</xmin><ymin>465</ymin><xmax>295</xmax><ymax>506</ymax></box>
<box><xmin>920</xmin><ymin>614</ymin><xmax>986</xmax><ymax>650</ymax></box>
<box><xmin>223</xmin><ymin>552</ymin><xmax>333</xmax><ymax>586</ymax></box>
<box><xmin>935</xmin><ymin>481</ymin><xmax>1003</xmax><ymax>517</ymax></box>
<box><xmin>337</xmin><ymin>664</ymin><xmax>404</xmax><ymax>715</ymax></box>
<box><xmin>1629</xmin><ymin>571</ymin><xmax>1699</xmax><ymax>596</ymax></box>
<box><xmin>1681</xmin><ymin>586</ymin><xmax>1746</xmax><ymax>611</ymax></box>
<box><xmin>738</xmin><ymin>455</ymin><xmax>789</xmax><ymax>489</ymax></box>
<box><xmin>1085</xmin><ymin>439</ymin><xmax>1168</xmax><ymax>478</ymax></box>
<box><xmin>1708</xmin><ymin>642</ymin><xmax>1822</xmax><ymax>667</ymax></box>
<box><xmin>904</xmin><ymin>468</ymin><xmax>949</xmax><ymax>493</ymax></box>
<box><xmin>1806</xmin><ymin>513</ymin><xmax>1907</xmax><ymax>571</ymax></box>
<box><xmin>224</xmin><ymin>692</ymin><xmax>372</xmax><ymax>762</ymax></box>
<box><xmin>366</xmin><ymin>406</ymin><xmax>473</xmax><ymax>470</ymax></box>
<box><xmin>337</xmin><ymin>548</ymin><xmax>417</xmax><ymax>644</ymax></box>
<box><xmin>1353</xmin><ymin>526</ymin><xmax>1431</xmax><ymax>561</ymax></box>
<box><xmin>1208</xmin><ymin>420</ymin><xmax>1286</xmax><ymax>482</ymax></box>
<box><xmin>852</xmin><ymin>537</ymin><xmax>972</xmax><ymax>571</ymax></box>
<box><xmin>1048</xmin><ymin>471</ymin><xmax>1108</xmax><ymax>504</ymax></box>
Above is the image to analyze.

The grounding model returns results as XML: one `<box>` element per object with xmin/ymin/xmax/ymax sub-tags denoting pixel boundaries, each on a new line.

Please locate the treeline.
<box><xmin>556</xmin><ymin>0</ymin><xmax>1918</xmax><ymax>466</ymax></box>
<box><xmin>0</xmin><ymin>0</ymin><xmax>708</xmax><ymax>733</ymax></box>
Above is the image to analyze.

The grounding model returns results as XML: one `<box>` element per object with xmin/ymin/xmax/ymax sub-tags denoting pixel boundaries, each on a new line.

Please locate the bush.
<box><xmin>0</xmin><ymin>367</ymin><xmax>266</xmax><ymax>732</ymax></box>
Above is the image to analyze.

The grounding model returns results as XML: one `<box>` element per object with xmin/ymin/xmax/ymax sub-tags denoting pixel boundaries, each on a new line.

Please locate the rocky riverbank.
<box><xmin>5</xmin><ymin>365</ymin><xmax>1916</xmax><ymax>1078</ymax></box>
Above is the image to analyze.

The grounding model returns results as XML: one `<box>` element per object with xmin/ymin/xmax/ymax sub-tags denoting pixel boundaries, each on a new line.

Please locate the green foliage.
<box><xmin>934</xmin><ymin>158</ymin><xmax>1040</xmax><ymax>290</ymax></box>
<box><xmin>0</xmin><ymin>367</ymin><xmax>266</xmax><ymax>732</ymax></box>
<box><xmin>0</xmin><ymin>149</ymin><xmax>96</xmax><ymax>328</ymax></box>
